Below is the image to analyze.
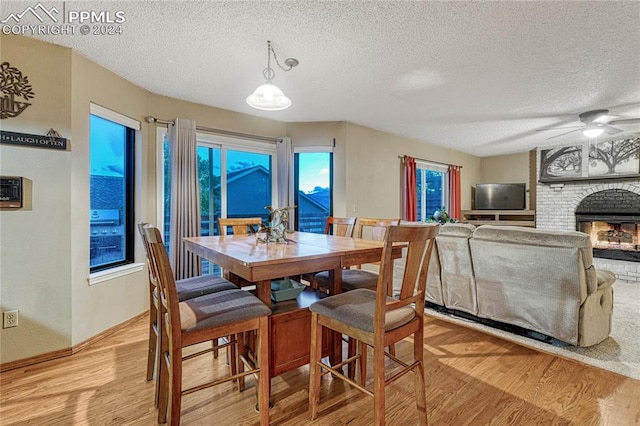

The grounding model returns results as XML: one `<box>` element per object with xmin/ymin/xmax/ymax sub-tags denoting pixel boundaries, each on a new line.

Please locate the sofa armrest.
<box><xmin>596</xmin><ymin>269</ymin><xmax>616</xmax><ymax>290</ymax></box>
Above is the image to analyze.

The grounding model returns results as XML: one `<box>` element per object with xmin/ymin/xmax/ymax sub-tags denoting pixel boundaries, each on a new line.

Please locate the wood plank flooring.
<box><xmin>1</xmin><ymin>314</ymin><xmax>639</xmax><ymax>425</ymax></box>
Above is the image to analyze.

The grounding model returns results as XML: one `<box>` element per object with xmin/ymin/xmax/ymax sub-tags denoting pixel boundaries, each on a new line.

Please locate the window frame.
<box><xmin>293</xmin><ymin>147</ymin><xmax>334</xmax><ymax>232</ymax></box>
<box><xmin>416</xmin><ymin>160</ymin><xmax>449</xmax><ymax>222</ymax></box>
<box><xmin>89</xmin><ymin>104</ymin><xmax>139</xmax><ymax>274</ymax></box>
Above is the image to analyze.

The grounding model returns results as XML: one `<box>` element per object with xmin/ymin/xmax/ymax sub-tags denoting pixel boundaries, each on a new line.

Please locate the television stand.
<box><xmin>461</xmin><ymin>210</ymin><xmax>536</xmax><ymax>227</ymax></box>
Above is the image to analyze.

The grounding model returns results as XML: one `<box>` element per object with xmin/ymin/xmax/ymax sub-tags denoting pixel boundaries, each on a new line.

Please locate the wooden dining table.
<box><xmin>183</xmin><ymin>231</ymin><xmax>403</xmax><ymax>379</ymax></box>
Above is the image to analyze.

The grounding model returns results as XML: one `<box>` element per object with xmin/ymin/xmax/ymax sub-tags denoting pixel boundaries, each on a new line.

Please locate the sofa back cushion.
<box><xmin>469</xmin><ymin>225</ymin><xmax>594</xmax><ymax>345</ymax></box>
<box><xmin>436</xmin><ymin>223</ymin><xmax>477</xmax><ymax>314</ymax></box>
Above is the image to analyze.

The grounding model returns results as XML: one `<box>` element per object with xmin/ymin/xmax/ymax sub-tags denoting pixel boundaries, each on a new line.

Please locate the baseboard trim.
<box><xmin>0</xmin><ymin>311</ymin><xmax>147</xmax><ymax>373</ymax></box>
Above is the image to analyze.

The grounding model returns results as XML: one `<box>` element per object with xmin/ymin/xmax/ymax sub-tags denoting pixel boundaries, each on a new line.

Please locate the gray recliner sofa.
<box><xmin>423</xmin><ymin>223</ymin><xmax>615</xmax><ymax>347</ymax></box>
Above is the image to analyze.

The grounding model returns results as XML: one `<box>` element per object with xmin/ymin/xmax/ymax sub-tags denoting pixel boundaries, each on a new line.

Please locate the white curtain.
<box><xmin>168</xmin><ymin>118</ymin><xmax>201</xmax><ymax>279</ymax></box>
<box><xmin>276</xmin><ymin>136</ymin><xmax>294</xmax><ymax>229</ymax></box>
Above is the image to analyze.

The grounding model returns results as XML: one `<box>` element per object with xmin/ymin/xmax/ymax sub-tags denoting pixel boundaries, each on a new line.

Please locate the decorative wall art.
<box><xmin>588</xmin><ymin>136</ymin><xmax>640</xmax><ymax>177</ymax></box>
<box><xmin>539</xmin><ymin>145</ymin><xmax>583</xmax><ymax>181</ymax></box>
<box><xmin>0</xmin><ymin>62</ymin><xmax>35</xmax><ymax>119</ymax></box>
<box><xmin>539</xmin><ymin>135</ymin><xmax>640</xmax><ymax>182</ymax></box>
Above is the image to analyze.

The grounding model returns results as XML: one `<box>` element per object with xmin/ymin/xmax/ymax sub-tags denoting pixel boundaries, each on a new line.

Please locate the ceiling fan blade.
<box><xmin>603</xmin><ymin>125</ymin><xmax>623</xmax><ymax>135</ymax></box>
<box><xmin>536</xmin><ymin>125</ymin><xmax>583</xmax><ymax>131</ymax></box>
<box><xmin>546</xmin><ymin>129</ymin><xmax>581</xmax><ymax>140</ymax></box>
<box><xmin>609</xmin><ymin>118</ymin><xmax>640</xmax><ymax>125</ymax></box>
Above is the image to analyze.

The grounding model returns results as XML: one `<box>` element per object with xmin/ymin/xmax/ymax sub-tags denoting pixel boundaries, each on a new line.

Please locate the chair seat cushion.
<box><xmin>315</xmin><ymin>269</ymin><xmax>379</xmax><ymax>291</ymax></box>
<box><xmin>309</xmin><ymin>289</ymin><xmax>415</xmax><ymax>333</ymax></box>
<box><xmin>176</xmin><ymin>275</ymin><xmax>238</xmax><ymax>301</ymax></box>
<box><xmin>180</xmin><ymin>289</ymin><xmax>271</xmax><ymax>332</ymax></box>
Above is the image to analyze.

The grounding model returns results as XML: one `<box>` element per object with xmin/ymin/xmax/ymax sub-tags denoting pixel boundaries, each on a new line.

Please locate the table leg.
<box><xmin>255</xmin><ymin>279</ymin><xmax>272</xmax><ymax>309</ymax></box>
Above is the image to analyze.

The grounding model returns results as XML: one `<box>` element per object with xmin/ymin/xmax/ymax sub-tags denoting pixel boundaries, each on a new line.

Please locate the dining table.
<box><xmin>183</xmin><ymin>231</ymin><xmax>403</xmax><ymax>381</ymax></box>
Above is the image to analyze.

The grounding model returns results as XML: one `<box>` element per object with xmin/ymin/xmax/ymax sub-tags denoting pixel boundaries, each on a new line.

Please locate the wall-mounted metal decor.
<box><xmin>0</xmin><ymin>62</ymin><xmax>35</xmax><ymax>119</ymax></box>
<box><xmin>0</xmin><ymin>130</ymin><xmax>67</xmax><ymax>151</ymax></box>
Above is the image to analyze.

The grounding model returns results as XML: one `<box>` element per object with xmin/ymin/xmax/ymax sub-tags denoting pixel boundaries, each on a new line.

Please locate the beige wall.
<box><xmin>480</xmin><ymin>151</ymin><xmax>531</xmax><ymax>209</ymax></box>
<box><xmin>0</xmin><ymin>35</ymin><xmax>73</xmax><ymax>362</ymax></box>
<box><xmin>344</xmin><ymin>123</ymin><xmax>483</xmax><ymax>218</ymax></box>
<box><xmin>70</xmin><ymin>52</ymin><xmax>151</xmax><ymax>346</ymax></box>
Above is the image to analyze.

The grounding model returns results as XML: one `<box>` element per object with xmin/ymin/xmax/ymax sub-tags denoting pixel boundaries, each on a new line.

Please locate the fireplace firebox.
<box><xmin>575</xmin><ymin>189</ymin><xmax>640</xmax><ymax>263</ymax></box>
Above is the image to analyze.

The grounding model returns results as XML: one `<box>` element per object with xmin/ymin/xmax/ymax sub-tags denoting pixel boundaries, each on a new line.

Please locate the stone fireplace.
<box><xmin>537</xmin><ymin>181</ymin><xmax>640</xmax><ymax>282</ymax></box>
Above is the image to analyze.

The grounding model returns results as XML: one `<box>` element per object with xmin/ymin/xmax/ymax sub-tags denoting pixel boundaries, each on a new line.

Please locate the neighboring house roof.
<box><xmin>298</xmin><ymin>191</ymin><xmax>328</xmax><ymax>212</ymax></box>
<box><xmin>90</xmin><ymin>175</ymin><xmax>124</xmax><ymax>209</ymax></box>
<box><xmin>227</xmin><ymin>165</ymin><xmax>269</xmax><ymax>184</ymax></box>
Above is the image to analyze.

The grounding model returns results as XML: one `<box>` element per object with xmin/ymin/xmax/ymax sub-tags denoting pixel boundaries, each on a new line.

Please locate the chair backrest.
<box><xmin>218</xmin><ymin>217</ymin><xmax>262</xmax><ymax>235</ymax></box>
<box><xmin>137</xmin><ymin>221</ymin><xmax>159</xmax><ymax>288</ymax></box>
<box><xmin>356</xmin><ymin>218</ymin><xmax>400</xmax><ymax>241</ymax></box>
<box><xmin>143</xmin><ymin>225</ymin><xmax>181</xmax><ymax>343</ymax></box>
<box><xmin>324</xmin><ymin>217</ymin><xmax>356</xmax><ymax>237</ymax></box>
<box><xmin>375</xmin><ymin>224</ymin><xmax>438</xmax><ymax>330</ymax></box>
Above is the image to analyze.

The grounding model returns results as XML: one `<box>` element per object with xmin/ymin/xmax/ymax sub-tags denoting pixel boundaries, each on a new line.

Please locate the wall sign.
<box><xmin>0</xmin><ymin>62</ymin><xmax>35</xmax><ymax>119</ymax></box>
<box><xmin>0</xmin><ymin>130</ymin><xmax>67</xmax><ymax>151</ymax></box>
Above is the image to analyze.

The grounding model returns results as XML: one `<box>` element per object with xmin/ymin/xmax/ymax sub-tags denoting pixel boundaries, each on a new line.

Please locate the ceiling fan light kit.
<box><xmin>583</xmin><ymin>127</ymin><xmax>604</xmax><ymax>138</ymax></box>
<box><xmin>246</xmin><ymin>41</ymin><xmax>299</xmax><ymax>111</ymax></box>
<box><xmin>539</xmin><ymin>109</ymin><xmax>640</xmax><ymax>140</ymax></box>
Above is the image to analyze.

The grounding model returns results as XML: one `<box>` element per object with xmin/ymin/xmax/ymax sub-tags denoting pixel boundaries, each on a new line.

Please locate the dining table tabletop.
<box><xmin>183</xmin><ymin>231</ymin><xmax>402</xmax><ymax>307</ymax></box>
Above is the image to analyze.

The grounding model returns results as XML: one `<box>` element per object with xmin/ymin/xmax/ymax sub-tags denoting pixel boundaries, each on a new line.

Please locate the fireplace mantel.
<box><xmin>539</xmin><ymin>174</ymin><xmax>640</xmax><ymax>185</ymax></box>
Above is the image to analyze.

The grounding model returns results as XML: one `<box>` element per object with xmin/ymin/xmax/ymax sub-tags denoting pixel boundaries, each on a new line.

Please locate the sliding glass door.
<box><xmin>160</xmin><ymin>131</ymin><xmax>276</xmax><ymax>274</ymax></box>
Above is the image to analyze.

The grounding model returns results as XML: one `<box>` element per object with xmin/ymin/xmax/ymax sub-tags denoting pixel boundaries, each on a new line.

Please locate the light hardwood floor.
<box><xmin>1</xmin><ymin>314</ymin><xmax>639</xmax><ymax>425</ymax></box>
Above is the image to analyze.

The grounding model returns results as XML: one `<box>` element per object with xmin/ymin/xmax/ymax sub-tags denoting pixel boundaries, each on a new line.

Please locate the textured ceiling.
<box><xmin>4</xmin><ymin>1</ymin><xmax>640</xmax><ymax>157</ymax></box>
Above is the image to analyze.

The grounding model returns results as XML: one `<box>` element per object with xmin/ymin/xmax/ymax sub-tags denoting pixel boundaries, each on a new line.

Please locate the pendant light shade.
<box><xmin>246</xmin><ymin>82</ymin><xmax>292</xmax><ymax>111</ymax></box>
<box><xmin>246</xmin><ymin>41</ymin><xmax>298</xmax><ymax>111</ymax></box>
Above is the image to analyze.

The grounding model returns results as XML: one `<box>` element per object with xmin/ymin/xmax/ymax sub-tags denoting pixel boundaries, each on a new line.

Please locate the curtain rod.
<box><xmin>144</xmin><ymin>116</ymin><xmax>281</xmax><ymax>143</ymax></box>
<box><xmin>398</xmin><ymin>155</ymin><xmax>462</xmax><ymax>169</ymax></box>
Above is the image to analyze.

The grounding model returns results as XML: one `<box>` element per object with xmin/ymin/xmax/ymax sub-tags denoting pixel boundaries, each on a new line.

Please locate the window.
<box><xmin>416</xmin><ymin>162</ymin><xmax>449</xmax><ymax>221</ymax></box>
<box><xmin>89</xmin><ymin>105</ymin><xmax>138</xmax><ymax>272</ymax></box>
<box><xmin>294</xmin><ymin>150</ymin><xmax>332</xmax><ymax>233</ymax></box>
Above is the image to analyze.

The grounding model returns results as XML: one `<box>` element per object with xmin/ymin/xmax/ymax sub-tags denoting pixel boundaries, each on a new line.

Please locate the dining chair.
<box><xmin>216</xmin><ymin>217</ymin><xmax>264</xmax><ymax>287</ymax></box>
<box><xmin>137</xmin><ymin>222</ymin><xmax>238</xmax><ymax>407</ymax></box>
<box><xmin>308</xmin><ymin>224</ymin><xmax>438</xmax><ymax>425</ymax></box>
<box><xmin>314</xmin><ymin>217</ymin><xmax>400</xmax><ymax>377</ymax></box>
<box><xmin>144</xmin><ymin>224</ymin><xmax>271</xmax><ymax>425</ymax></box>
<box><xmin>304</xmin><ymin>216</ymin><xmax>356</xmax><ymax>289</ymax></box>
<box><xmin>218</xmin><ymin>217</ymin><xmax>262</xmax><ymax>236</ymax></box>
<box><xmin>313</xmin><ymin>218</ymin><xmax>400</xmax><ymax>292</ymax></box>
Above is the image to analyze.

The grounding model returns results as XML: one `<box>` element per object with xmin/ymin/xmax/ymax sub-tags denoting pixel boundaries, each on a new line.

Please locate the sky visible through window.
<box><xmin>90</xmin><ymin>115</ymin><xmax>125</xmax><ymax>177</ymax></box>
<box><xmin>298</xmin><ymin>152</ymin><xmax>329</xmax><ymax>193</ymax></box>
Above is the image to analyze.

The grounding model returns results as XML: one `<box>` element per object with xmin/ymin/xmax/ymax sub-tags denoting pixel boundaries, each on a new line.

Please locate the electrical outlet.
<box><xmin>3</xmin><ymin>310</ymin><xmax>19</xmax><ymax>328</ymax></box>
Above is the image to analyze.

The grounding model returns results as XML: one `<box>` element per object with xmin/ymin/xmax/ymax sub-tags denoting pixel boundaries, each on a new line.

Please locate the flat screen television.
<box><xmin>474</xmin><ymin>183</ymin><xmax>526</xmax><ymax>210</ymax></box>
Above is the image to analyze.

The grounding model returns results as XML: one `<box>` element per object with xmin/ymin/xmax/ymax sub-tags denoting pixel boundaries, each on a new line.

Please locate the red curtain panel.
<box><xmin>449</xmin><ymin>165</ymin><xmax>461</xmax><ymax>220</ymax></box>
<box><xmin>404</xmin><ymin>156</ymin><xmax>417</xmax><ymax>221</ymax></box>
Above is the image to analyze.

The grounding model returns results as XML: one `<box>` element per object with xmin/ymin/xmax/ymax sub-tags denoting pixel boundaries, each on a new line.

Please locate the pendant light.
<box><xmin>247</xmin><ymin>41</ymin><xmax>299</xmax><ymax>111</ymax></box>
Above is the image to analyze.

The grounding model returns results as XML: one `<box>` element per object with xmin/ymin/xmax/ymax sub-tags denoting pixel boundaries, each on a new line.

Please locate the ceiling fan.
<box><xmin>537</xmin><ymin>109</ymin><xmax>640</xmax><ymax>140</ymax></box>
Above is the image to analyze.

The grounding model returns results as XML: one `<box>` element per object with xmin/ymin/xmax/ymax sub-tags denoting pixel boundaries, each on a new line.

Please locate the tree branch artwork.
<box><xmin>588</xmin><ymin>137</ymin><xmax>640</xmax><ymax>176</ymax></box>
<box><xmin>539</xmin><ymin>145</ymin><xmax>583</xmax><ymax>180</ymax></box>
<box><xmin>0</xmin><ymin>62</ymin><xmax>35</xmax><ymax>119</ymax></box>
